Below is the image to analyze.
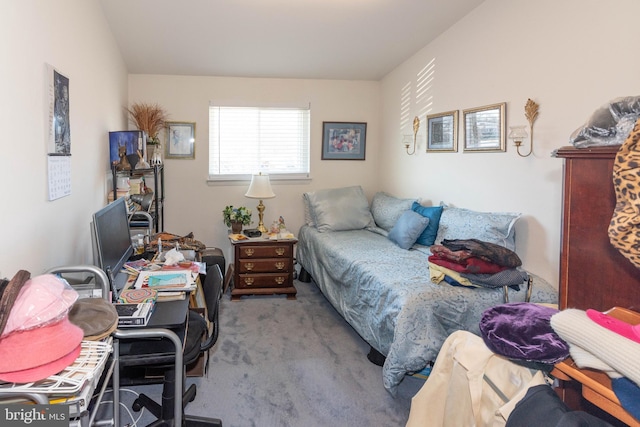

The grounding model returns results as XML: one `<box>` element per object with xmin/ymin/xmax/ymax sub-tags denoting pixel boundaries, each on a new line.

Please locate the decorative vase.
<box><xmin>149</xmin><ymin>144</ymin><xmax>163</xmax><ymax>166</ymax></box>
<box><xmin>230</xmin><ymin>221</ymin><xmax>243</xmax><ymax>233</ymax></box>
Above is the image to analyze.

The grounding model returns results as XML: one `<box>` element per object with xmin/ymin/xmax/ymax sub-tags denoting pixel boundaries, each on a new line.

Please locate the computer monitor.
<box><xmin>91</xmin><ymin>197</ymin><xmax>133</xmax><ymax>299</ymax></box>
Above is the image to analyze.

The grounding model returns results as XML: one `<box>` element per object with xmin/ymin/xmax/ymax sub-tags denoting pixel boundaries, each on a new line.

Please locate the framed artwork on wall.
<box><xmin>322</xmin><ymin>122</ymin><xmax>367</xmax><ymax>160</ymax></box>
<box><xmin>462</xmin><ymin>102</ymin><xmax>506</xmax><ymax>152</ymax></box>
<box><xmin>166</xmin><ymin>122</ymin><xmax>196</xmax><ymax>159</ymax></box>
<box><xmin>426</xmin><ymin>110</ymin><xmax>458</xmax><ymax>152</ymax></box>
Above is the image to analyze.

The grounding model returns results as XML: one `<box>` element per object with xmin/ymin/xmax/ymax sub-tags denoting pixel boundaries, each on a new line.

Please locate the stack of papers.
<box><xmin>133</xmin><ymin>270</ymin><xmax>196</xmax><ymax>292</ymax></box>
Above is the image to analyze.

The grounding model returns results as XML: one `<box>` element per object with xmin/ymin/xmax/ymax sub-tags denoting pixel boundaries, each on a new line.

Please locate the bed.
<box><xmin>296</xmin><ymin>187</ymin><xmax>559</xmax><ymax>395</ymax></box>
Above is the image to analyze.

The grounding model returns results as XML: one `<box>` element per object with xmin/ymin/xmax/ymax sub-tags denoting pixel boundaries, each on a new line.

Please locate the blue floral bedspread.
<box><xmin>296</xmin><ymin>225</ymin><xmax>558</xmax><ymax>395</ymax></box>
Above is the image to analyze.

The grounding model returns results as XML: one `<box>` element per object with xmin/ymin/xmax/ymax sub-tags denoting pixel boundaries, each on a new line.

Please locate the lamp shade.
<box><xmin>245</xmin><ymin>173</ymin><xmax>275</xmax><ymax>199</ymax></box>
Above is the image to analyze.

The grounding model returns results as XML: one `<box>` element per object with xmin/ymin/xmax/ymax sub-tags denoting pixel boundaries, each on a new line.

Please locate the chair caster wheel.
<box><xmin>132</xmin><ymin>399</ymin><xmax>142</xmax><ymax>412</ymax></box>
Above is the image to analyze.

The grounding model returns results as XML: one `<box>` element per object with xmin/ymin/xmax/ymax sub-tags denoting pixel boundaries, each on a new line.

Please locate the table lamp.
<box><xmin>130</xmin><ymin>192</ymin><xmax>154</xmax><ymax>211</ymax></box>
<box><xmin>245</xmin><ymin>172</ymin><xmax>275</xmax><ymax>233</ymax></box>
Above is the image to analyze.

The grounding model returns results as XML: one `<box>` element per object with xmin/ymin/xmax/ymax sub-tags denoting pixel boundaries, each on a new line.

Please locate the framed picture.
<box><xmin>462</xmin><ymin>102</ymin><xmax>506</xmax><ymax>152</ymax></box>
<box><xmin>426</xmin><ymin>110</ymin><xmax>458</xmax><ymax>152</ymax></box>
<box><xmin>166</xmin><ymin>121</ymin><xmax>196</xmax><ymax>159</ymax></box>
<box><xmin>109</xmin><ymin>130</ymin><xmax>146</xmax><ymax>168</ymax></box>
<box><xmin>322</xmin><ymin>122</ymin><xmax>367</xmax><ymax>160</ymax></box>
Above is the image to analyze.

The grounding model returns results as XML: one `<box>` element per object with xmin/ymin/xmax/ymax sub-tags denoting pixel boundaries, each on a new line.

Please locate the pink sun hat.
<box><xmin>586</xmin><ymin>309</ymin><xmax>640</xmax><ymax>344</ymax></box>
<box><xmin>0</xmin><ymin>316</ymin><xmax>83</xmax><ymax>383</ymax></box>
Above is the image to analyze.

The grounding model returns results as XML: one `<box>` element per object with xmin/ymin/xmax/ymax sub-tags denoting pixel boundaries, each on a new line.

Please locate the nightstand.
<box><xmin>229</xmin><ymin>237</ymin><xmax>297</xmax><ymax>301</ymax></box>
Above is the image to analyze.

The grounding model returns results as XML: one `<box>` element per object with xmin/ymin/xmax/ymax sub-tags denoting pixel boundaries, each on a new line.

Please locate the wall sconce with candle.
<box><xmin>404</xmin><ymin>116</ymin><xmax>420</xmax><ymax>155</ymax></box>
<box><xmin>509</xmin><ymin>98</ymin><xmax>539</xmax><ymax>157</ymax></box>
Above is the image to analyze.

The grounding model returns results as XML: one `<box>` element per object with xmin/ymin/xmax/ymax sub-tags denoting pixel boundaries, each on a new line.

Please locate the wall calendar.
<box><xmin>47</xmin><ymin>155</ymin><xmax>71</xmax><ymax>201</ymax></box>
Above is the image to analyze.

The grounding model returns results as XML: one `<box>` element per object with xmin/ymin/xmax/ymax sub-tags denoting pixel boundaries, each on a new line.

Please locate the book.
<box><xmin>156</xmin><ymin>291</ymin><xmax>186</xmax><ymax>302</ymax></box>
<box><xmin>118</xmin><ymin>288</ymin><xmax>158</xmax><ymax>304</ymax></box>
<box><xmin>115</xmin><ymin>302</ymin><xmax>154</xmax><ymax>327</ymax></box>
<box><xmin>133</xmin><ymin>270</ymin><xmax>195</xmax><ymax>292</ymax></box>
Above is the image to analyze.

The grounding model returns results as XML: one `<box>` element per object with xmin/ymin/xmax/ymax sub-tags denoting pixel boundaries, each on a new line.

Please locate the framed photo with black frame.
<box><xmin>321</xmin><ymin>122</ymin><xmax>367</xmax><ymax>160</ymax></box>
<box><xmin>166</xmin><ymin>121</ymin><xmax>196</xmax><ymax>159</ymax></box>
<box><xmin>426</xmin><ymin>110</ymin><xmax>458</xmax><ymax>153</ymax></box>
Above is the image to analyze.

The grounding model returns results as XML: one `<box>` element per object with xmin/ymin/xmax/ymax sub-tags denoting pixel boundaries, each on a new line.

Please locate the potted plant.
<box><xmin>223</xmin><ymin>206</ymin><xmax>252</xmax><ymax>233</ymax></box>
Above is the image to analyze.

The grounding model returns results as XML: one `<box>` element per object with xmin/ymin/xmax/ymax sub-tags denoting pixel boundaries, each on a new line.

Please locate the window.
<box><xmin>208</xmin><ymin>105</ymin><xmax>310</xmax><ymax>180</ymax></box>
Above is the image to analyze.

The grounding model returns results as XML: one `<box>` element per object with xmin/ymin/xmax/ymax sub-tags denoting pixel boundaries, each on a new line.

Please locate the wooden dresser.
<box><xmin>230</xmin><ymin>239</ymin><xmax>297</xmax><ymax>301</ymax></box>
<box><xmin>554</xmin><ymin>146</ymin><xmax>640</xmax><ymax>426</ymax></box>
<box><xmin>554</xmin><ymin>146</ymin><xmax>640</xmax><ymax>311</ymax></box>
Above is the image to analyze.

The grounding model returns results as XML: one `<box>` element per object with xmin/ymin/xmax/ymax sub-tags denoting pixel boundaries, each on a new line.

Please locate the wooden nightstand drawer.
<box><xmin>238</xmin><ymin>245</ymin><xmax>292</xmax><ymax>259</ymax></box>
<box><xmin>238</xmin><ymin>258</ymin><xmax>289</xmax><ymax>273</ymax></box>
<box><xmin>230</xmin><ymin>238</ymin><xmax>297</xmax><ymax>300</ymax></box>
<box><xmin>237</xmin><ymin>273</ymin><xmax>291</xmax><ymax>289</ymax></box>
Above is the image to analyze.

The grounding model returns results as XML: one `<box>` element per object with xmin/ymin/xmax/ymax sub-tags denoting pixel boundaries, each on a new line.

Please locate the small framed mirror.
<box><xmin>462</xmin><ymin>102</ymin><xmax>506</xmax><ymax>152</ymax></box>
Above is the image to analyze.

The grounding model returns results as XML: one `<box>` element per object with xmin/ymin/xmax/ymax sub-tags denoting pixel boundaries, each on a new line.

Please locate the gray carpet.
<box><xmin>101</xmin><ymin>280</ymin><xmax>424</xmax><ymax>426</ymax></box>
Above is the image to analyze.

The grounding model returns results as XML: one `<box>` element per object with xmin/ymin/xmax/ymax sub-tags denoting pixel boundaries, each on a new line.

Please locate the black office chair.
<box><xmin>130</xmin><ymin>264</ymin><xmax>224</xmax><ymax>427</ymax></box>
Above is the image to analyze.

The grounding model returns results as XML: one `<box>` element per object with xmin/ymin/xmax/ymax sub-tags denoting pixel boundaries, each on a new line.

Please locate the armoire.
<box><xmin>554</xmin><ymin>145</ymin><xmax>640</xmax><ymax>311</ymax></box>
<box><xmin>553</xmin><ymin>145</ymin><xmax>640</xmax><ymax>427</ymax></box>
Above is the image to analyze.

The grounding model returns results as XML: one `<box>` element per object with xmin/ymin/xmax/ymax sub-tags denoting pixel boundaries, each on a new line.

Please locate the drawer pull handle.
<box><xmin>275</xmin><ymin>262</ymin><xmax>285</xmax><ymax>270</ymax></box>
<box><xmin>274</xmin><ymin>277</ymin><xmax>285</xmax><ymax>285</ymax></box>
<box><xmin>245</xmin><ymin>262</ymin><xmax>254</xmax><ymax>271</ymax></box>
<box><xmin>243</xmin><ymin>277</ymin><xmax>254</xmax><ymax>286</ymax></box>
<box><xmin>275</xmin><ymin>248</ymin><xmax>285</xmax><ymax>256</ymax></box>
<box><xmin>244</xmin><ymin>248</ymin><xmax>255</xmax><ymax>257</ymax></box>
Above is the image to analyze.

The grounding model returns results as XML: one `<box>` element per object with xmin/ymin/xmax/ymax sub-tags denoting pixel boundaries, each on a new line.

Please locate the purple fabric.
<box><xmin>479</xmin><ymin>302</ymin><xmax>570</xmax><ymax>364</ymax></box>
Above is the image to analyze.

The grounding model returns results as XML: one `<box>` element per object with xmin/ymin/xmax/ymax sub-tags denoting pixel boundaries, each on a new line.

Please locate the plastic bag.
<box><xmin>570</xmin><ymin>96</ymin><xmax>640</xmax><ymax>148</ymax></box>
<box><xmin>1</xmin><ymin>274</ymin><xmax>78</xmax><ymax>337</ymax></box>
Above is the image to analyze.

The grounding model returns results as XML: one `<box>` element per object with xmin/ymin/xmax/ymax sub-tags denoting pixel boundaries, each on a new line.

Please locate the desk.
<box><xmin>113</xmin><ymin>298</ymin><xmax>189</xmax><ymax>427</ymax></box>
<box><xmin>551</xmin><ymin>307</ymin><xmax>640</xmax><ymax>427</ymax></box>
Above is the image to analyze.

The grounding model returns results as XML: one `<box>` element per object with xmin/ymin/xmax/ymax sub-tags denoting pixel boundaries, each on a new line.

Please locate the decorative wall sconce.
<box><xmin>404</xmin><ymin>116</ymin><xmax>420</xmax><ymax>155</ymax></box>
<box><xmin>509</xmin><ymin>98</ymin><xmax>539</xmax><ymax>157</ymax></box>
<box><xmin>402</xmin><ymin>135</ymin><xmax>413</xmax><ymax>153</ymax></box>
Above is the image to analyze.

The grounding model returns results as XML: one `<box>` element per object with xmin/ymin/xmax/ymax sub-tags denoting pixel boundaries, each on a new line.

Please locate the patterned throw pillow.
<box><xmin>370</xmin><ymin>192</ymin><xmax>417</xmax><ymax>232</ymax></box>
<box><xmin>434</xmin><ymin>207</ymin><xmax>521</xmax><ymax>250</ymax></box>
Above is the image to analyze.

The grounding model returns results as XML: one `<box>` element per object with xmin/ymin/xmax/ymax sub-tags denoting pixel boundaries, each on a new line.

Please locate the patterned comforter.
<box><xmin>296</xmin><ymin>225</ymin><xmax>558</xmax><ymax>395</ymax></box>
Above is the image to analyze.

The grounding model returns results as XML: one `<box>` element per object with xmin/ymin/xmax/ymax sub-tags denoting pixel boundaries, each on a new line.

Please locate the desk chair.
<box><xmin>130</xmin><ymin>264</ymin><xmax>224</xmax><ymax>427</ymax></box>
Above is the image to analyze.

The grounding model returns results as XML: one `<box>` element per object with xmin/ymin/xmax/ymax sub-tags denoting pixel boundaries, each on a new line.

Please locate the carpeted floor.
<box><xmin>99</xmin><ymin>279</ymin><xmax>424</xmax><ymax>427</ymax></box>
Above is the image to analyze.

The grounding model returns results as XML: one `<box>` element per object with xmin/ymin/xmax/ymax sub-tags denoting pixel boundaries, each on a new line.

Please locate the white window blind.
<box><xmin>208</xmin><ymin>105</ymin><xmax>310</xmax><ymax>180</ymax></box>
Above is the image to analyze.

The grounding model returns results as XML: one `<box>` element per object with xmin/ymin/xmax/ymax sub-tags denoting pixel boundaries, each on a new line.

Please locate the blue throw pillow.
<box><xmin>411</xmin><ymin>202</ymin><xmax>443</xmax><ymax>246</ymax></box>
<box><xmin>387</xmin><ymin>210</ymin><xmax>430</xmax><ymax>250</ymax></box>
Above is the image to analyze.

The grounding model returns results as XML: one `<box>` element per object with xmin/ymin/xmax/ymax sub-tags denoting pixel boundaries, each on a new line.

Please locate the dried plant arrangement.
<box><xmin>127</xmin><ymin>102</ymin><xmax>168</xmax><ymax>144</ymax></box>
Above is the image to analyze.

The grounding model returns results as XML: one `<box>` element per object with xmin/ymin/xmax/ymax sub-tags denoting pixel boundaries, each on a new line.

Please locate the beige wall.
<box><xmin>4</xmin><ymin>0</ymin><xmax>640</xmax><ymax>289</ymax></box>
<box><xmin>0</xmin><ymin>0</ymin><xmax>128</xmax><ymax>277</ymax></box>
<box><xmin>379</xmin><ymin>0</ymin><xmax>640</xmax><ymax>288</ymax></box>
<box><xmin>128</xmin><ymin>75</ymin><xmax>380</xmax><ymax>260</ymax></box>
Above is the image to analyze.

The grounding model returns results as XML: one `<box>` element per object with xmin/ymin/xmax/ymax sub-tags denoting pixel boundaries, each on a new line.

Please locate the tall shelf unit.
<box><xmin>111</xmin><ymin>164</ymin><xmax>164</xmax><ymax>233</ymax></box>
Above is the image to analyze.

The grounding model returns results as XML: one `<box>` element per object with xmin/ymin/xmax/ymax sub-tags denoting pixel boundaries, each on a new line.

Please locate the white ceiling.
<box><xmin>99</xmin><ymin>0</ymin><xmax>484</xmax><ymax>81</ymax></box>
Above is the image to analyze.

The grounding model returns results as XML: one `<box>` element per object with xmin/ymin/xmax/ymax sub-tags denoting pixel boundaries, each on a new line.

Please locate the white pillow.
<box><xmin>304</xmin><ymin>186</ymin><xmax>374</xmax><ymax>233</ymax></box>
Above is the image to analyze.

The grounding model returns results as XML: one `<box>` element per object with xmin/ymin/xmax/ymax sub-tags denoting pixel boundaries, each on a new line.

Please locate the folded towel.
<box><xmin>550</xmin><ymin>309</ymin><xmax>640</xmax><ymax>387</ymax></box>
